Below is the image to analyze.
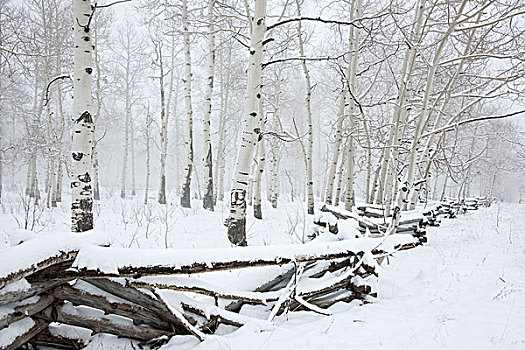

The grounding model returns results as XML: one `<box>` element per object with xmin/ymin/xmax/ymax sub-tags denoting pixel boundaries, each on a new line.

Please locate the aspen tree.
<box><xmin>202</xmin><ymin>0</ymin><xmax>215</xmax><ymax>211</ymax></box>
<box><xmin>214</xmin><ymin>46</ymin><xmax>231</xmax><ymax>203</ymax></box>
<box><xmin>154</xmin><ymin>39</ymin><xmax>168</xmax><ymax>205</ymax></box>
<box><xmin>388</xmin><ymin>0</ymin><xmax>468</xmax><ymax>235</ymax></box>
<box><xmin>181</xmin><ymin>0</ymin><xmax>194</xmax><ymax>209</ymax></box>
<box><xmin>295</xmin><ymin>0</ymin><xmax>314</xmax><ymax>215</ymax></box>
<box><xmin>71</xmin><ymin>0</ymin><xmax>94</xmax><ymax>232</ymax></box>
<box><xmin>325</xmin><ymin>91</ymin><xmax>346</xmax><ymax>205</ymax></box>
<box><xmin>227</xmin><ymin>0</ymin><xmax>266</xmax><ymax>246</ymax></box>
<box><xmin>253</xmin><ymin>103</ymin><xmax>265</xmax><ymax>219</ymax></box>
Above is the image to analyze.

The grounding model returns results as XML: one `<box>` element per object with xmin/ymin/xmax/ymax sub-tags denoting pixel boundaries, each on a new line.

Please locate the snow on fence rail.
<box><xmin>0</xmin><ymin>197</ymin><xmax>489</xmax><ymax>349</ymax></box>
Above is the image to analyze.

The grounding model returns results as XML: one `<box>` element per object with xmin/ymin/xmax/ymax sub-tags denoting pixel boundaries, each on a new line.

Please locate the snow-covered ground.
<box><xmin>1</xmin><ymin>191</ymin><xmax>524</xmax><ymax>349</ymax></box>
<box><xmin>164</xmin><ymin>203</ymin><xmax>525</xmax><ymax>350</ymax></box>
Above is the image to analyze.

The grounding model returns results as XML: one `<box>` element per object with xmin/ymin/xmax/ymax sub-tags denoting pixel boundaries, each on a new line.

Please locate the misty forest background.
<box><xmin>0</xmin><ymin>0</ymin><xmax>524</xmax><ymax>236</ymax></box>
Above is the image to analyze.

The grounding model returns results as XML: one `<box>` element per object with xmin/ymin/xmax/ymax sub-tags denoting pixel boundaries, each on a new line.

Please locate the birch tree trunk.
<box><xmin>71</xmin><ymin>0</ymin><xmax>94</xmax><ymax>232</ymax></box>
<box><xmin>227</xmin><ymin>0</ymin><xmax>266</xmax><ymax>246</ymax></box>
<box><xmin>181</xmin><ymin>0</ymin><xmax>194</xmax><ymax>209</ymax></box>
<box><xmin>202</xmin><ymin>0</ymin><xmax>215</xmax><ymax>211</ymax></box>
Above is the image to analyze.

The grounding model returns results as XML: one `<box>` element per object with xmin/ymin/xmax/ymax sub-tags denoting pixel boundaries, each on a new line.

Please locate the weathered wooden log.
<box><xmin>34</xmin><ymin>242</ymin><xmax>374</xmax><ymax>282</ymax></box>
<box><xmin>35</xmin><ymin>303</ymin><xmax>171</xmax><ymax>341</ymax></box>
<box><xmin>53</xmin><ymin>284</ymin><xmax>172</xmax><ymax>331</ymax></box>
<box><xmin>29</xmin><ymin>329</ymin><xmax>86</xmax><ymax>350</ymax></box>
<box><xmin>181</xmin><ymin>301</ymin><xmax>245</xmax><ymax>330</ymax></box>
<box><xmin>149</xmin><ymin>289</ymin><xmax>205</xmax><ymax>342</ymax></box>
<box><xmin>0</xmin><ymin>250</ymin><xmax>77</xmax><ymax>290</ymax></box>
<box><xmin>82</xmin><ymin>278</ymin><xmax>186</xmax><ymax>332</ymax></box>
<box><xmin>222</xmin><ymin>266</ymin><xmax>296</xmax><ymax>318</ymax></box>
<box><xmin>0</xmin><ymin>294</ymin><xmax>54</xmax><ymax>330</ymax></box>
<box><xmin>0</xmin><ymin>280</ymin><xmax>64</xmax><ymax>306</ymax></box>
<box><xmin>130</xmin><ymin>279</ymin><xmax>281</xmax><ymax>306</ymax></box>
<box><xmin>292</xmin><ymin>292</ymin><xmax>360</xmax><ymax>312</ymax></box>
<box><xmin>0</xmin><ymin>318</ymin><xmax>48</xmax><ymax>350</ymax></box>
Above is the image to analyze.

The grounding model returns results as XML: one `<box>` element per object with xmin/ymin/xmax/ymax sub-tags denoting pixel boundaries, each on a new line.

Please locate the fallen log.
<box><xmin>32</xmin><ymin>240</ymin><xmax>380</xmax><ymax>281</ymax></box>
<box><xmin>29</xmin><ymin>329</ymin><xmax>86</xmax><ymax>350</ymax></box>
<box><xmin>0</xmin><ymin>280</ymin><xmax>64</xmax><ymax>306</ymax></box>
<box><xmin>53</xmin><ymin>284</ymin><xmax>172</xmax><ymax>331</ymax></box>
<box><xmin>35</xmin><ymin>303</ymin><xmax>171</xmax><ymax>341</ymax></box>
<box><xmin>130</xmin><ymin>278</ymin><xmax>281</xmax><ymax>306</ymax></box>
<box><xmin>82</xmin><ymin>278</ymin><xmax>187</xmax><ymax>332</ymax></box>
<box><xmin>0</xmin><ymin>318</ymin><xmax>48</xmax><ymax>350</ymax></box>
<box><xmin>149</xmin><ymin>289</ymin><xmax>205</xmax><ymax>342</ymax></box>
<box><xmin>0</xmin><ymin>251</ymin><xmax>78</xmax><ymax>290</ymax></box>
<box><xmin>0</xmin><ymin>294</ymin><xmax>54</xmax><ymax>330</ymax></box>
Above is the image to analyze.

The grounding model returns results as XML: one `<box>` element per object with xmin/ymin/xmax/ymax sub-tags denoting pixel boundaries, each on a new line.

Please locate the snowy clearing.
<box><xmin>154</xmin><ymin>203</ymin><xmax>525</xmax><ymax>350</ymax></box>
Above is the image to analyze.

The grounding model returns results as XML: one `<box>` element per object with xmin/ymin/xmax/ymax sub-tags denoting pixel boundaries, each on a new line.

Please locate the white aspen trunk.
<box><xmin>71</xmin><ymin>0</ymin><xmax>94</xmax><ymax>232</ymax></box>
<box><xmin>41</xmin><ymin>8</ymin><xmax>56</xmax><ymax>209</ymax></box>
<box><xmin>120</xmin><ymin>68</ymin><xmax>130</xmax><ymax>199</ymax></box>
<box><xmin>92</xmin><ymin>18</ymin><xmax>102</xmax><ymax>201</ymax></box>
<box><xmin>270</xmin><ymin>154</ymin><xmax>279</xmax><ymax>208</ymax></box>
<box><xmin>462</xmin><ymin>125</ymin><xmax>479</xmax><ymax>199</ymax></box>
<box><xmin>344</xmin><ymin>133</ymin><xmax>355</xmax><ymax>211</ymax></box>
<box><xmin>56</xmin><ymin>159</ymin><xmax>63</xmax><ymax>203</ymax></box>
<box><xmin>202</xmin><ymin>0</ymin><xmax>216</xmax><ymax>211</ymax></box>
<box><xmin>295</xmin><ymin>0</ymin><xmax>314</xmax><ymax>215</ymax></box>
<box><xmin>344</xmin><ymin>0</ymin><xmax>361</xmax><ymax>212</ymax></box>
<box><xmin>227</xmin><ymin>0</ymin><xmax>266</xmax><ymax>246</ymax></box>
<box><xmin>269</xmin><ymin>72</ymin><xmax>283</xmax><ymax>209</ymax></box>
<box><xmin>253</xmin><ymin>105</ymin><xmax>265</xmax><ymax>219</ymax></box>
<box><xmin>431</xmin><ymin>166</ymin><xmax>440</xmax><ymax>201</ymax></box>
<box><xmin>156</xmin><ymin>41</ymin><xmax>168</xmax><ymax>205</ymax></box>
<box><xmin>369</xmin><ymin>155</ymin><xmax>382</xmax><ymax>204</ymax></box>
<box><xmin>181</xmin><ymin>0</ymin><xmax>194</xmax><ymax>209</ymax></box>
<box><xmin>407</xmin><ymin>12</ymin><xmax>481</xmax><ymax>210</ymax></box>
<box><xmin>27</xmin><ymin>73</ymin><xmax>44</xmax><ymax>198</ymax></box>
<box><xmin>55</xmin><ymin>66</ymin><xmax>66</xmax><ymax>205</ymax></box>
<box><xmin>144</xmin><ymin>104</ymin><xmax>152</xmax><ymax>205</ymax></box>
<box><xmin>52</xmin><ymin>5</ymin><xmax>65</xmax><ymax>206</ymax></box>
<box><xmin>388</xmin><ymin>0</ymin><xmax>468</xmax><ymax>235</ymax></box>
<box><xmin>45</xmin><ymin>81</ymin><xmax>56</xmax><ymax>209</ymax></box>
<box><xmin>130</xmin><ymin>119</ymin><xmax>136</xmax><ymax>196</ymax></box>
<box><xmin>325</xmin><ymin>91</ymin><xmax>346</xmax><ymax>205</ymax></box>
<box><xmin>172</xmin><ymin>70</ymin><xmax>180</xmax><ymax>196</ymax></box>
<box><xmin>363</xmin><ymin>118</ymin><xmax>372</xmax><ymax>203</ymax></box>
<box><xmin>375</xmin><ymin>0</ymin><xmax>426</xmax><ymax>206</ymax></box>
<box><xmin>383</xmin><ymin>92</ymin><xmax>410</xmax><ymax>215</ymax></box>
<box><xmin>214</xmin><ymin>47</ymin><xmax>231</xmax><ymax>203</ymax></box>
<box><xmin>334</xmin><ymin>143</ymin><xmax>347</xmax><ymax>206</ymax></box>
